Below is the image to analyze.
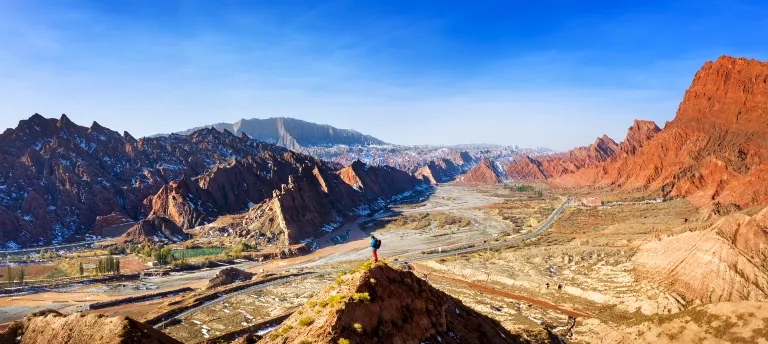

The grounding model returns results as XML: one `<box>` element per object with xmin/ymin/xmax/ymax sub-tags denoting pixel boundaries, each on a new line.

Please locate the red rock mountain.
<box><xmin>457</xmin><ymin>158</ymin><xmax>505</xmax><ymax>184</ymax></box>
<box><xmin>554</xmin><ymin>56</ymin><xmax>768</xmax><ymax>207</ymax></box>
<box><xmin>502</xmin><ymin>121</ymin><xmax>660</xmax><ymax>183</ymax></box>
<box><xmin>193</xmin><ymin>160</ymin><xmax>425</xmax><ymax>246</ymax></box>
<box><xmin>0</xmin><ymin>115</ymin><xmax>424</xmax><ymax>248</ymax></box>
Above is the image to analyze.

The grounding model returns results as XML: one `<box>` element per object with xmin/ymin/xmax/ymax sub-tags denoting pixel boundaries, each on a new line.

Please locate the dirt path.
<box><xmin>413</xmin><ymin>264</ymin><xmax>591</xmax><ymax>319</ymax></box>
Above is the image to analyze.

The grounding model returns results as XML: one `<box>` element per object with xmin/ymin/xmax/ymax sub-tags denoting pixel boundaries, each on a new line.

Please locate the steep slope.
<box><xmin>457</xmin><ymin>158</ymin><xmax>505</xmax><ymax>184</ymax></box>
<box><xmin>259</xmin><ymin>262</ymin><xmax>530</xmax><ymax>344</ymax></box>
<box><xmin>0</xmin><ymin>309</ymin><xmax>180</xmax><ymax>344</ymax></box>
<box><xmin>633</xmin><ymin>206</ymin><xmax>768</xmax><ymax>303</ymax></box>
<box><xmin>0</xmin><ymin>114</ymin><xmax>289</xmax><ymax>248</ymax></box>
<box><xmin>190</xmin><ymin>161</ymin><xmax>425</xmax><ymax>246</ymax></box>
<box><xmin>168</xmin><ymin>117</ymin><xmax>386</xmax><ymax>150</ymax></box>
<box><xmin>337</xmin><ymin>160</ymin><xmax>424</xmax><ymax>200</ymax></box>
<box><xmin>555</xmin><ymin>56</ymin><xmax>768</xmax><ymax>207</ymax></box>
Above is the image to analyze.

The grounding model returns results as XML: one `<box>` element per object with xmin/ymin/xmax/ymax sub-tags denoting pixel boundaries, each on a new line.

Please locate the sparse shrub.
<box><xmin>353</xmin><ymin>323</ymin><xmax>364</xmax><ymax>333</ymax></box>
<box><xmin>358</xmin><ymin>260</ymin><xmax>374</xmax><ymax>272</ymax></box>
<box><xmin>369</xmin><ymin>278</ymin><xmax>376</xmax><ymax>284</ymax></box>
<box><xmin>299</xmin><ymin>340</ymin><xmax>312</xmax><ymax>344</ymax></box>
<box><xmin>269</xmin><ymin>325</ymin><xmax>293</xmax><ymax>339</ymax></box>
<box><xmin>326</xmin><ymin>294</ymin><xmax>344</xmax><ymax>307</ymax></box>
<box><xmin>106</xmin><ymin>245</ymin><xmax>127</xmax><ymax>255</ymax></box>
<box><xmin>338</xmin><ymin>339</ymin><xmax>350</xmax><ymax>344</ymax></box>
<box><xmin>306</xmin><ymin>300</ymin><xmax>317</xmax><ymax>308</ymax></box>
<box><xmin>298</xmin><ymin>316</ymin><xmax>314</xmax><ymax>327</ymax></box>
<box><xmin>351</xmin><ymin>292</ymin><xmax>370</xmax><ymax>303</ymax></box>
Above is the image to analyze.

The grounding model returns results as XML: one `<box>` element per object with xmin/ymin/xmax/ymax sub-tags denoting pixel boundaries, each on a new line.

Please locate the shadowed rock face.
<box><xmin>258</xmin><ymin>263</ymin><xmax>530</xmax><ymax>344</ymax></box>
<box><xmin>0</xmin><ymin>114</ymin><xmax>281</xmax><ymax>248</ymax></box>
<box><xmin>117</xmin><ymin>216</ymin><xmax>190</xmax><ymax>244</ymax></box>
<box><xmin>167</xmin><ymin>117</ymin><xmax>387</xmax><ymax>150</ymax></box>
<box><xmin>160</xmin><ymin>159</ymin><xmax>426</xmax><ymax>246</ymax></box>
<box><xmin>457</xmin><ymin>158</ymin><xmax>505</xmax><ymax>184</ymax></box>
<box><xmin>0</xmin><ymin>115</ymin><xmax>423</xmax><ymax>248</ymax></box>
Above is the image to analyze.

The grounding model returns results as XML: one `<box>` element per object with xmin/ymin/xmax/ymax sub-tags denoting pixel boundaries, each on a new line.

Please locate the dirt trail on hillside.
<box><xmin>413</xmin><ymin>264</ymin><xmax>591</xmax><ymax>319</ymax></box>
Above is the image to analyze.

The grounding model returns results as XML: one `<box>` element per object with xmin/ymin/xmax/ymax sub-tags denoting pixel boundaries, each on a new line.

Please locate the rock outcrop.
<box><xmin>0</xmin><ymin>309</ymin><xmax>181</xmax><ymax>344</ymax></box>
<box><xmin>457</xmin><ymin>158</ymin><xmax>505</xmax><ymax>184</ymax></box>
<box><xmin>116</xmin><ymin>216</ymin><xmax>190</xmax><ymax>244</ymax></box>
<box><xmin>91</xmin><ymin>213</ymin><xmax>135</xmax><ymax>237</ymax></box>
<box><xmin>167</xmin><ymin>117</ymin><xmax>387</xmax><ymax>150</ymax></box>
<box><xmin>633</xmin><ymin>206</ymin><xmax>768</xmax><ymax>303</ymax></box>
<box><xmin>258</xmin><ymin>262</ymin><xmax>526</xmax><ymax>344</ymax></box>
<box><xmin>190</xmin><ymin>161</ymin><xmax>425</xmax><ymax>246</ymax></box>
<box><xmin>206</xmin><ymin>267</ymin><xmax>255</xmax><ymax>290</ymax></box>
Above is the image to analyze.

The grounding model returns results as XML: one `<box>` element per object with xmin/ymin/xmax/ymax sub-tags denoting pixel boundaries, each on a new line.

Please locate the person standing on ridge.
<box><xmin>370</xmin><ymin>235</ymin><xmax>381</xmax><ymax>262</ymax></box>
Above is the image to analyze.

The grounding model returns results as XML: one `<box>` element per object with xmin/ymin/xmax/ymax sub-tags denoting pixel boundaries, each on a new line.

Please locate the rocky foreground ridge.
<box><xmin>259</xmin><ymin>262</ymin><xmax>544</xmax><ymax>344</ymax></box>
<box><xmin>0</xmin><ymin>115</ymin><xmax>424</xmax><ymax>248</ymax></box>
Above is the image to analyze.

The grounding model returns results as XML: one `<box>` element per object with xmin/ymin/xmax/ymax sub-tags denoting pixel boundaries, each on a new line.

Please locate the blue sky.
<box><xmin>0</xmin><ymin>0</ymin><xmax>766</xmax><ymax>150</ymax></box>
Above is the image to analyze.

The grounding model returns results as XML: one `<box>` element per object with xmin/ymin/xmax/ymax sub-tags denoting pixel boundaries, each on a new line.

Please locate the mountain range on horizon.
<box><xmin>161</xmin><ymin>117</ymin><xmax>388</xmax><ymax>150</ymax></box>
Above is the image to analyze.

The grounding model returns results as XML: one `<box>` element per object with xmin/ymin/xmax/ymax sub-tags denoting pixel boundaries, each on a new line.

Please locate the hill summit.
<box><xmin>259</xmin><ymin>261</ymin><xmax>530</xmax><ymax>344</ymax></box>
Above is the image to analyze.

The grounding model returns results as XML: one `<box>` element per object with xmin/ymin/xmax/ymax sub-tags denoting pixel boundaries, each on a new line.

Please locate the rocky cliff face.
<box><xmin>0</xmin><ymin>115</ymin><xmax>287</xmax><ymax>248</ymax></box>
<box><xmin>169</xmin><ymin>117</ymin><xmax>387</xmax><ymax>150</ymax></box>
<box><xmin>0</xmin><ymin>115</ymin><xmax>423</xmax><ymax>248</ymax></box>
<box><xmin>174</xmin><ymin>160</ymin><xmax>425</xmax><ymax>246</ymax></box>
<box><xmin>554</xmin><ymin>56</ymin><xmax>768</xmax><ymax>207</ymax></box>
<box><xmin>258</xmin><ymin>262</ymin><xmax>524</xmax><ymax>344</ymax></box>
<box><xmin>457</xmin><ymin>158</ymin><xmax>506</xmax><ymax>184</ymax></box>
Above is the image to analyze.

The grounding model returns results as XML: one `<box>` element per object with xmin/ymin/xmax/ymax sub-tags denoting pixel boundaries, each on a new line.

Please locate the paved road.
<box><xmin>407</xmin><ymin>198</ymin><xmax>568</xmax><ymax>262</ymax></box>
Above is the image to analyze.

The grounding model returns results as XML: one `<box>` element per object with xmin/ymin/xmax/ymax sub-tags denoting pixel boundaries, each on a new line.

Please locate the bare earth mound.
<box><xmin>0</xmin><ymin>310</ymin><xmax>180</xmax><ymax>344</ymax></box>
<box><xmin>633</xmin><ymin>206</ymin><xmax>768</xmax><ymax>303</ymax></box>
<box><xmin>260</xmin><ymin>262</ymin><xmax>534</xmax><ymax>344</ymax></box>
<box><xmin>206</xmin><ymin>267</ymin><xmax>256</xmax><ymax>290</ymax></box>
<box><xmin>116</xmin><ymin>215</ymin><xmax>190</xmax><ymax>244</ymax></box>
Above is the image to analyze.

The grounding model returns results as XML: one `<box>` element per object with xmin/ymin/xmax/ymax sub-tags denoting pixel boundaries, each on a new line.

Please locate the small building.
<box><xmin>582</xmin><ymin>198</ymin><xmax>602</xmax><ymax>206</ymax></box>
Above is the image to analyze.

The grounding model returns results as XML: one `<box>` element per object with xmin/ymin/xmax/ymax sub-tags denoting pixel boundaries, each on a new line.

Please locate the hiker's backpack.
<box><xmin>374</xmin><ymin>238</ymin><xmax>382</xmax><ymax>249</ymax></box>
